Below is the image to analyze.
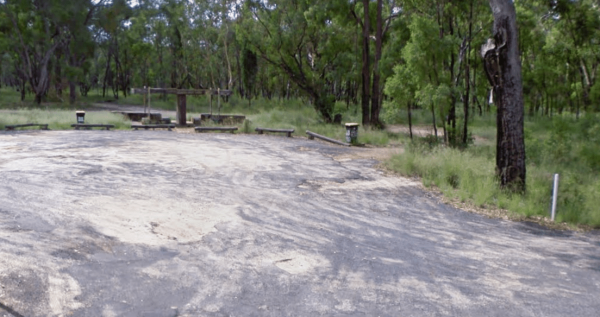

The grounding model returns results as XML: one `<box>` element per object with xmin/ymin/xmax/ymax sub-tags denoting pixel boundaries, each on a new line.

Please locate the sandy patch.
<box><xmin>80</xmin><ymin>197</ymin><xmax>242</xmax><ymax>245</ymax></box>
<box><xmin>315</xmin><ymin>176</ymin><xmax>420</xmax><ymax>192</ymax></box>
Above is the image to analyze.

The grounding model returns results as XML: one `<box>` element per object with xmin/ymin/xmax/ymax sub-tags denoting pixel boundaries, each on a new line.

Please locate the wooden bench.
<box><xmin>195</xmin><ymin>127</ymin><xmax>238</xmax><ymax>133</ymax></box>
<box><xmin>112</xmin><ymin>111</ymin><xmax>161</xmax><ymax>122</ymax></box>
<box><xmin>255</xmin><ymin>127</ymin><xmax>294</xmax><ymax>137</ymax></box>
<box><xmin>5</xmin><ymin>123</ymin><xmax>49</xmax><ymax>131</ymax></box>
<box><xmin>132</xmin><ymin>124</ymin><xmax>175</xmax><ymax>131</ymax></box>
<box><xmin>306</xmin><ymin>130</ymin><xmax>351</xmax><ymax>147</ymax></box>
<box><xmin>71</xmin><ymin>124</ymin><xmax>115</xmax><ymax>130</ymax></box>
<box><xmin>199</xmin><ymin>113</ymin><xmax>246</xmax><ymax>124</ymax></box>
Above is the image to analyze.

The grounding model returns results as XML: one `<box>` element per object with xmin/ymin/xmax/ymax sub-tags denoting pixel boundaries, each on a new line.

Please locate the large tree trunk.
<box><xmin>361</xmin><ymin>0</ymin><xmax>371</xmax><ymax>125</ymax></box>
<box><xmin>483</xmin><ymin>0</ymin><xmax>526</xmax><ymax>192</ymax></box>
<box><xmin>370</xmin><ymin>0</ymin><xmax>383</xmax><ymax>128</ymax></box>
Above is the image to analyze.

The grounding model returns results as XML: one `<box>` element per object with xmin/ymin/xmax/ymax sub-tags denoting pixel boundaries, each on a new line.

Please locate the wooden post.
<box><xmin>130</xmin><ymin>88</ymin><xmax>233</xmax><ymax>125</ymax></box>
<box><xmin>177</xmin><ymin>94</ymin><xmax>187</xmax><ymax>126</ymax></box>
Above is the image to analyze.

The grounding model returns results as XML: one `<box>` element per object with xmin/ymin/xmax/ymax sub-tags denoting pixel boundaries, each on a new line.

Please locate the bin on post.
<box><xmin>76</xmin><ymin>111</ymin><xmax>85</xmax><ymax>124</ymax></box>
<box><xmin>345</xmin><ymin>123</ymin><xmax>359</xmax><ymax>144</ymax></box>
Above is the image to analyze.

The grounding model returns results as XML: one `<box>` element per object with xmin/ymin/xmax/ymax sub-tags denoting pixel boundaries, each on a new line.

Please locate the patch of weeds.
<box><xmin>385</xmin><ymin>113</ymin><xmax>600</xmax><ymax>229</ymax></box>
<box><xmin>0</xmin><ymin>109</ymin><xmax>130</xmax><ymax>130</ymax></box>
<box><xmin>242</xmin><ymin>119</ymin><xmax>253</xmax><ymax>134</ymax></box>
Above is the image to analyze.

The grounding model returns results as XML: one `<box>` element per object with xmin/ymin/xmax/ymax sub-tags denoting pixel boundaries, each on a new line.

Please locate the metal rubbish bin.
<box><xmin>345</xmin><ymin>123</ymin><xmax>359</xmax><ymax>144</ymax></box>
<box><xmin>76</xmin><ymin>111</ymin><xmax>85</xmax><ymax>124</ymax></box>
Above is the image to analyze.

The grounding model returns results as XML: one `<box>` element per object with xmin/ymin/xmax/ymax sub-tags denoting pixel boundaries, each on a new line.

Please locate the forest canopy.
<box><xmin>0</xmin><ymin>0</ymin><xmax>599</xmax><ymax>122</ymax></box>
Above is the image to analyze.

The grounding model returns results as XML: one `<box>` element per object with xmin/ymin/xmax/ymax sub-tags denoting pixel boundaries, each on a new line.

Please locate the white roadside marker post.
<box><xmin>551</xmin><ymin>174</ymin><xmax>559</xmax><ymax>222</ymax></box>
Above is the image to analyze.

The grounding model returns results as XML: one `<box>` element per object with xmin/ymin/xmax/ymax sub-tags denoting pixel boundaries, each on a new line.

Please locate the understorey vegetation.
<box><xmin>385</xmin><ymin>109</ymin><xmax>600</xmax><ymax>229</ymax></box>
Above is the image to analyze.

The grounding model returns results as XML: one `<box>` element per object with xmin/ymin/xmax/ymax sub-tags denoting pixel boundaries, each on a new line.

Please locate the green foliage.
<box><xmin>217</xmin><ymin>96</ymin><xmax>392</xmax><ymax>146</ymax></box>
<box><xmin>235</xmin><ymin>0</ymin><xmax>355</xmax><ymax>121</ymax></box>
<box><xmin>241</xmin><ymin>46</ymin><xmax>258</xmax><ymax>101</ymax></box>
<box><xmin>386</xmin><ymin>110</ymin><xmax>600</xmax><ymax>228</ymax></box>
<box><xmin>241</xmin><ymin>119</ymin><xmax>253</xmax><ymax>134</ymax></box>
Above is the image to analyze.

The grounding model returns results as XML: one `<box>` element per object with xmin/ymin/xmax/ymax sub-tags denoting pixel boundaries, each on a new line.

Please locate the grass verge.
<box><xmin>385</xmin><ymin>112</ymin><xmax>600</xmax><ymax>229</ymax></box>
<box><xmin>0</xmin><ymin>110</ymin><xmax>130</xmax><ymax>130</ymax></box>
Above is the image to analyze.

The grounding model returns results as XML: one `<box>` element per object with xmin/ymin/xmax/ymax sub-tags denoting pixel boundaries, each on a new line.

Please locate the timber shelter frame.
<box><xmin>130</xmin><ymin>87</ymin><xmax>233</xmax><ymax>126</ymax></box>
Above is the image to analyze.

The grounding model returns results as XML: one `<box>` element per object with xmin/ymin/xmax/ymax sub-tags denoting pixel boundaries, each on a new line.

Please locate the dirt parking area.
<box><xmin>0</xmin><ymin>131</ymin><xmax>599</xmax><ymax>316</ymax></box>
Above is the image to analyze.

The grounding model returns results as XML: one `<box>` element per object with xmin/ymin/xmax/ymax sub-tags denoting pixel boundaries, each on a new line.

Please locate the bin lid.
<box><xmin>345</xmin><ymin>123</ymin><xmax>359</xmax><ymax>127</ymax></box>
<box><xmin>76</xmin><ymin>111</ymin><xmax>85</xmax><ymax>114</ymax></box>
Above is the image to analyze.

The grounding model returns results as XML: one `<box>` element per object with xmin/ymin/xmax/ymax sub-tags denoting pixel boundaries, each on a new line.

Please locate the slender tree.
<box><xmin>361</xmin><ymin>0</ymin><xmax>371</xmax><ymax>125</ymax></box>
<box><xmin>1</xmin><ymin>0</ymin><xmax>66</xmax><ymax>104</ymax></box>
<box><xmin>241</xmin><ymin>45</ymin><xmax>258</xmax><ymax>106</ymax></box>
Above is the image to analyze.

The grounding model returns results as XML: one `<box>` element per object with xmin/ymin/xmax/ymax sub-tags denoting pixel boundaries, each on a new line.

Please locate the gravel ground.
<box><xmin>0</xmin><ymin>130</ymin><xmax>598</xmax><ymax>317</ymax></box>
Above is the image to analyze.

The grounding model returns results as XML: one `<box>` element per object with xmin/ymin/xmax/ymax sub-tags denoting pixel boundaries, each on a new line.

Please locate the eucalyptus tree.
<box><xmin>62</xmin><ymin>0</ymin><xmax>105</xmax><ymax>103</ymax></box>
<box><xmin>186</xmin><ymin>0</ymin><xmax>234</xmax><ymax>90</ymax></box>
<box><xmin>0</xmin><ymin>26</ymin><xmax>26</xmax><ymax>99</ymax></box>
<box><xmin>514</xmin><ymin>0</ymin><xmax>600</xmax><ymax>116</ymax></box>
<box><xmin>387</xmin><ymin>17</ymin><xmax>439</xmax><ymax>138</ymax></box>
<box><xmin>96</xmin><ymin>0</ymin><xmax>133</xmax><ymax>98</ymax></box>
<box><xmin>549</xmin><ymin>0</ymin><xmax>600</xmax><ymax>110</ymax></box>
<box><xmin>369</xmin><ymin>0</ymin><xmax>401</xmax><ymax>128</ymax></box>
<box><xmin>482</xmin><ymin>0</ymin><xmax>526</xmax><ymax>192</ymax></box>
<box><xmin>385</xmin><ymin>0</ymin><xmax>491</xmax><ymax>146</ymax></box>
<box><xmin>343</xmin><ymin>0</ymin><xmax>399</xmax><ymax>126</ymax></box>
<box><xmin>238</xmin><ymin>0</ymin><xmax>353</xmax><ymax>122</ymax></box>
<box><xmin>241</xmin><ymin>45</ymin><xmax>258</xmax><ymax>105</ymax></box>
<box><xmin>384</xmin><ymin>59</ymin><xmax>417</xmax><ymax>139</ymax></box>
<box><xmin>126</xmin><ymin>8</ymin><xmax>155</xmax><ymax>88</ymax></box>
<box><xmin>385</xmin><ymin>6</ymin><xmax>457</xmax><ymax>144</ymax></box>
<box><xmin>0</xmin><ymin>0</ymin><xmax>72</xmax><ymax>103</ymax></box>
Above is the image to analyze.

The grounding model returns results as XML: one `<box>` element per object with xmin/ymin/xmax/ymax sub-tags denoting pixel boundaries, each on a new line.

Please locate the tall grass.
<box><xmin>386</xmin><ymin>111</ymin><xmax>600</xmax><ymax>228</ymax></box>
<box><xmin>239</xmin><ymin>100</ymin><xmax>391</xmax><ymax>146</ymax></box>
<box><xmin>190</xmin><ymin>96</ymin><xmax>394</xmax><ymax>145</ymax></box>
<box><xmin>0</xmin><ymin>110</ymin><xmax>130</xmax><ymax>130</ymax></box>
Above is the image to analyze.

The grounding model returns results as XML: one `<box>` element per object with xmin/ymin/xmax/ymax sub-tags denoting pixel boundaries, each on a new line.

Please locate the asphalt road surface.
<box><xmin>0</xmin><ymin>131</ymin><xmax>599</xmax><ymax>317</ymax></box>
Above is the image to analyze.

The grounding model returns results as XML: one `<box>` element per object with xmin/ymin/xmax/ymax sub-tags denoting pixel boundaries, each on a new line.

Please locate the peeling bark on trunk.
<box><xmin>483</xmin><ymin>0</ymin><xmax>526</xmax><ymax>192</ymax></box>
